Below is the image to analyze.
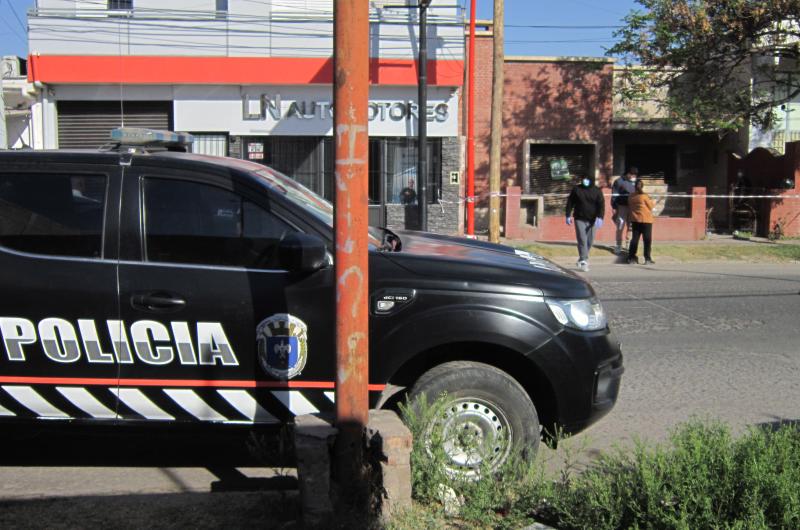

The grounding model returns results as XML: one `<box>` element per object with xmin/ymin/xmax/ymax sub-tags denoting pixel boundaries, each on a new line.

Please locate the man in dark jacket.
<box><xmin>566</xmin><ymin>175</ymin><xmax>605</xmax><ymax>272</ymax></box>
<box><xmin>611</xmin><ymin>167</ymin><xmax>638</xmax><ymax>254</ymax></box>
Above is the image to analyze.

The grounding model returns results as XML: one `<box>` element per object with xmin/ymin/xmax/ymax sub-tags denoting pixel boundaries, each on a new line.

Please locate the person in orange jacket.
<box><xmin>627</xmin><ymin>179</ymin><xmax>655</xmax><ymax>265</ymax></box>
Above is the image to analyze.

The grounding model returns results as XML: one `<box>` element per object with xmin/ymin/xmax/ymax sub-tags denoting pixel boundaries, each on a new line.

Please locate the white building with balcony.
<box><xmin>1</xmin><ymin>56</ymin><xmax>36</xmax><ymax>149</ymax></box>
<box><xmin>26</xmin><ymin>0</ymin><xmax>466</xmax><ymax>232</ymax></box>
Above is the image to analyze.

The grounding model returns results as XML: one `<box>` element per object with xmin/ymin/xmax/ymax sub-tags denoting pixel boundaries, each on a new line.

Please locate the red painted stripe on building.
<box><xmin>0</xmin><ymin>375</ymin><xmax>386</xmax><ymax>391</ymax></box>
<box><xmin>27</xmin><ymin>55</ymin><xmax>464</xmax><ymax>87</ymax></box>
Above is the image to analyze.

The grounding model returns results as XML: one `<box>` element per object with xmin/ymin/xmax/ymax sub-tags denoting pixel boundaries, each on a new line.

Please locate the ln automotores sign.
<box><xmin>173</xmin><ymin>85</ymin><xmax>458</xmax><ymax>137</ymax></box>
<box><xmin>242</xmin><ymin>93</ymin><xmax>449</xmax><ymax>124</ymax></box>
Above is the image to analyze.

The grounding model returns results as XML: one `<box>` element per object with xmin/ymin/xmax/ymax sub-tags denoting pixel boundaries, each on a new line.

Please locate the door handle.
<box><xmin>131</xmin><ymin>291</ymin><xmax>187</xmax><ymax>313</ymax></box>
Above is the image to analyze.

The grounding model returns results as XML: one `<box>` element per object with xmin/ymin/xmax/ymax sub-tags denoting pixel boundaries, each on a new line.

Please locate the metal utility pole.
<box><xmin>466</xmin><ymin>0</ymin><xmax>476</xmax><ymax>236</ymax></box>
<box><xmin>488</xmin><ymin>0</ymin><xmax>504</xmax><ymax>243</ymax></box>
<box><xmin>417</xmin><ymin>0</ymin><xmax>433</xmax><ymax>231</ymax></box>
<box><xmin>333</xmin><ymin>0</ymin><xmax>370</xmax><ymax>498</ymax></box>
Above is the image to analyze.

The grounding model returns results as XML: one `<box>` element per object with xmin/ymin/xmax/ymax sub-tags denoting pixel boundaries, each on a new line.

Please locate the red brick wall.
<box><xmin>472</xmin><ymin>35</ymin><xmax>495</xmax><ymax>197</ymax></box>
<box><xmin>509</xmin><ymin>187</ymin><xmax>708</xmax><ymax>242</ymax></box>
<box><xmin>768</xmin><ymin>142</ymin><xmax>800</xmax><ymax>237</ymax></box>
<box><xmin>728</xmin><ymin>141</ymin><xmax>800</xmax><ymax>237</ymax></box>
<box><xmin>472</xmin><ymin>35</ymin><xmax>614</xmax><ymax>198</ymax></box>
<box><xmin>471</xmin><ymin>32</ymin><xmax>712</xmax><ymax>241</ymax></box>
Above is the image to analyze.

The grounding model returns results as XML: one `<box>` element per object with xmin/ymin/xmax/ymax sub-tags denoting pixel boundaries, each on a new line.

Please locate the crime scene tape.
<box><xmin>433</xmin><ymin>192</ymin><xmax>800</xmax><ymax>206</ymax></box>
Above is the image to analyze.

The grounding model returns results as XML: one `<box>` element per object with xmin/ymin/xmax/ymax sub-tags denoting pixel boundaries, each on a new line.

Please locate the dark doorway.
<box><xmin>625</xmin><ymin>144</ymin><xmax>677</xmax><ymax>184</ymax></box>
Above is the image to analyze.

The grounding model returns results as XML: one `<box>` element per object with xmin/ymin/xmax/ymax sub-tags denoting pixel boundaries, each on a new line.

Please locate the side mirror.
<box><xmin>278</xmin><ymin>233</ymin><xmax>329</xmax><ymax>273</ymax></box>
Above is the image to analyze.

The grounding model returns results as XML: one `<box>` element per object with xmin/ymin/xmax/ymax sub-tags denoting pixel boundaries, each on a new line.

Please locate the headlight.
<box><xmin>546</xmin><ymin>297</ymin><xmax>607</xmax><ymax>331</ymax></box>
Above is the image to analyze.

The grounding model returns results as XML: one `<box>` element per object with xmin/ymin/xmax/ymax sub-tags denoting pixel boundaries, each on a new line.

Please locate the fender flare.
<box><xmin>372</xmin><ymin>304</ymin><xmax>557</xmax><ymax>385</ymax></box>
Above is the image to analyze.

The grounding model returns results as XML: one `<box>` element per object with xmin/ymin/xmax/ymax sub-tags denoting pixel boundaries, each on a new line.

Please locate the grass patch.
<box><xmin>515</xmin><ymin>243</ymin><xmax>586</xmax><ymax>259</ymax></box>
<box><xmin>515</xmin><ymin>242</ymin><xmax>800</xmax><ymax>262</ymax></box>
<box><xmin>654</xmin><ymin>244</ymin><xmax>800</xmax><ymax>262</ymax></box>
<box><xmin>391</xmin><ymin>395</ymin><xmax>800</xmax><ymax>529</ymax></box>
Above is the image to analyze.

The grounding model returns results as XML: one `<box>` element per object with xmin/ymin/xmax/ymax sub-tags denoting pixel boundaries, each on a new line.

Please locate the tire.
<box><xmin>408</xmin><ymin>361</ymin><xmax>540</xmax><ymax>476</ymax></box>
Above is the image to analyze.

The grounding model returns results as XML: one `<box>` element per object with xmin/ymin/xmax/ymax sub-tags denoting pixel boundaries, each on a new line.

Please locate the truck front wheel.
<box><xmin>407</xmin><ymin>361</ymin><xmax>540</xmax><ymax>475</ymax></box>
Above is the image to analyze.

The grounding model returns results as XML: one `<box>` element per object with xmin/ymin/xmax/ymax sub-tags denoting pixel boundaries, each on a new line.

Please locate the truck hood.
<box><xmin>383</xmin><ymin>231</ymin><xmax>595</xmax><ymax>299</ymax></box>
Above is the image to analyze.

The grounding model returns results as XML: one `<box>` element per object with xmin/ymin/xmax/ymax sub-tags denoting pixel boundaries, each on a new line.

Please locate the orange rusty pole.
<box><xmin>333</xmin><ymin>0</ymin><xmax>370</xmax><ymax>497</ymax></box>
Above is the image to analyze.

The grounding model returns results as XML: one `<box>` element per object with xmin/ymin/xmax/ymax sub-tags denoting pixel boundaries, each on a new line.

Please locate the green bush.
<box><xmin>394</xmin><ymin>395</ymin><xmax>800</xmax><ymax>530</ymax></box>
<box><xmin>531</xmin><ymin>421</ymin><xmax>800</xmax><ymax>529</ymax></box>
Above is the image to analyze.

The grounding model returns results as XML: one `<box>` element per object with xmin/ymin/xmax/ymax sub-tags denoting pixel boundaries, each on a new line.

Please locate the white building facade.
<box><xmin>27</xmin><ymin>0</ymin><xmax>466</xmax><ymax>232</ymax></box>
<box><xmin>1</xmin><ymin>56</ymin><xmax>36</xmax><ymax>150</ymax></box>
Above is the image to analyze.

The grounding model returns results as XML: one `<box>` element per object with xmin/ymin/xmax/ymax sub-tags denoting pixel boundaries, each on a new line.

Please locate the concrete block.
<box><xmin>294</xmin><ymin>413</ymin><xmax>337</xmax><ymax>526</ymax></box>
<box><xmin>365</xmin><ymin>409</ymin><xmax>413</xmax><ymax>518</ymax></box>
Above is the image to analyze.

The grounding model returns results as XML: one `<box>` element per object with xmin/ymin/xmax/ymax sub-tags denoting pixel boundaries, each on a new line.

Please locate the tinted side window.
<box><xmin>0</xmin><ymin>173</ymin><xmax>106</xmax><ymax>258</ymax></box>
<box><xmin>143</xmin><ymin>178</ymin><xmax>293</xmax><ymax>268</ymax></box>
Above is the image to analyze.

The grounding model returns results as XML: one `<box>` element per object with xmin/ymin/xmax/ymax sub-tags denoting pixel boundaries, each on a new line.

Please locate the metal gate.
<box><xmin>57</xmin><ymin>101</ymin><xmax>172</xmax><ymax>149</ymax></box>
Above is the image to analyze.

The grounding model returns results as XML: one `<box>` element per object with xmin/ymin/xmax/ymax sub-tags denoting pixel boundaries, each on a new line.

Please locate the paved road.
<box><xmin>1</xmin><ymin>261</ymin><xmax>798</xmax><ymax>524</ymax></box>
<box><xmin>568</xmin><ymin>261</ymin><xmax>800</xmax><ymax>454</ymax></box>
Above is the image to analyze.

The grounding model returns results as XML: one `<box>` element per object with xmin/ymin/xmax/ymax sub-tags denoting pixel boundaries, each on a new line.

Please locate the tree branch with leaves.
<box><xmin>609</xmin><ymin>0</ymin><xmax>800</xmax><ymax>133</ymax></box>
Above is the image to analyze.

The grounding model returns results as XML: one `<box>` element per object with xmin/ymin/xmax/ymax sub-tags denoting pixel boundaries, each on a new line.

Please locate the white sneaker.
<box><xmin>578</xmin><ymin>260</ymin><xmax>589</xmax><ymax>272</ymax></box>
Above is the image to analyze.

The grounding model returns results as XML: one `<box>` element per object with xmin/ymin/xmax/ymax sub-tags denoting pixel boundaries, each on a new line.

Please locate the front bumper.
<box><xmin>529</xmin><ymin>328</ymin><xmax>624</xmax><ymax>436</ymax></box>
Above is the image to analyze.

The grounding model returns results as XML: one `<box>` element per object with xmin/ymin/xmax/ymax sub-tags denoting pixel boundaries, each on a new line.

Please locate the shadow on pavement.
<box><xmin>755</xmin><ymin>418</ymin><xmax>800</xmax><ymax>432</ymax></box>
<box><xmin>0</xmin><ymin>425</ymin><xmax>302</xmax><ymax>526</ymax></box>
<box><xmin>0</xmin><ymin>490</ymin><xmax>300</xmax><ymax>529</ymax></box>
<box><xmin>0</xmin><ymin>424</ymin><xmax>293</xmax><ymax>468</ymax></box>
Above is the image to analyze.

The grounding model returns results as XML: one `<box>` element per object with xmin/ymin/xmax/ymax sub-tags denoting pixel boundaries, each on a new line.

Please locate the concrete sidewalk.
<box><xmin>512</xmin><ymin>233</ymin><xmax>800</xmax><ymax>268</ymax></box>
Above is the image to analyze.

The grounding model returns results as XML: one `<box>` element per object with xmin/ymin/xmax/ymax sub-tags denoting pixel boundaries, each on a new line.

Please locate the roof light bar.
<box><xmin>110</xmin><ymin>128</ymin><xmax>194</xmax><ymax>147</ymax></box>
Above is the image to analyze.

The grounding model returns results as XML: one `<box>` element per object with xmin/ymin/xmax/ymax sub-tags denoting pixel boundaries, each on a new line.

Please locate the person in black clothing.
<box><xmin>566</xmin><ymin>175</ymin><xmax>605</xmax><ymax>272</ymax></box>
<box><xmin>399</xmin><ymin>177</ymin><xmax>417</xmax><ymax>205</ymax></box>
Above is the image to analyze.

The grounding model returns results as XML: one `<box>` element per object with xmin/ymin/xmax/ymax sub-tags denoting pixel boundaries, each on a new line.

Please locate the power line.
<box><xmin>0</xmin><ymin>0</ymin><xmax>27</xmax><ymax>45</ymax></box>
<box><xmin>7</xmin><ymin>0</ymin><xmax>27</xmax><ymax>35</ymax></box>
<box><xmin>506</xmin><ymin>39</ymin><xmax>615</xmax><ymax>44</ymax></box>
<box><xmin>505</xmin><ymin>24</ymin><xmax>622</xmax><ymax>29</ymax></box>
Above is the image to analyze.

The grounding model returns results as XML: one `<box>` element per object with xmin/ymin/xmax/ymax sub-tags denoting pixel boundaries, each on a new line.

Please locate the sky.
<box><xmin>0</xmin><ymin>0</ymin><xmax>642</xmax><ymax>60</ymax></box>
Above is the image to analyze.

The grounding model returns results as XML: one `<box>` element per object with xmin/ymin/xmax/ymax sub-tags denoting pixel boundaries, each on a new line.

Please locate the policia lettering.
<box><xmin>0</xmin><ymin>318</ymin><xmax>238</xmax><ymax>366</ymax></box>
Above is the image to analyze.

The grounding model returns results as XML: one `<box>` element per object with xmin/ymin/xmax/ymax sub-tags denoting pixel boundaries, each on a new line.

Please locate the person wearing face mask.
<box><xmin>565</xmin><ymin>175</ymin><xmax>605</xmax><ymax>272</ymax></box>
<box><xmin>611</xmin><ymin>167</ymin><xmax>638</xmax><ymax>254</ymax></box>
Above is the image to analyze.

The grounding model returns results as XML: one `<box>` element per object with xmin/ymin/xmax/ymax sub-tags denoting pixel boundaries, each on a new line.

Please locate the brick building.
<box><xmin>470</xmin><ymin>22</ymin><xmax>712</xmax><ymax>242</ymax></box>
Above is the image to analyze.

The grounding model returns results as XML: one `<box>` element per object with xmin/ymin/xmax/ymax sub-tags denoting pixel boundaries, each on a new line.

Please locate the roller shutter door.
<box><xmin>57</xmin><ymin>101</ymin><xmax>172</xmax><ymax>149</ymax></box>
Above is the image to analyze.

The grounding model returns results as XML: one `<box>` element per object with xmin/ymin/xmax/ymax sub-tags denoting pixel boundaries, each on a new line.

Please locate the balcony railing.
<box><xmin>28</xmin><ymin>4</ymin><xmax>465</xmax><ymax>60</ymax></box>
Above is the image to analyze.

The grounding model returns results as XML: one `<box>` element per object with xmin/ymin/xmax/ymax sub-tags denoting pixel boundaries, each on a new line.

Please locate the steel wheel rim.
<box><xmin>432</xmin><ymin>397</ymin><xmax>512</xmax><ymax>476</ymax></box>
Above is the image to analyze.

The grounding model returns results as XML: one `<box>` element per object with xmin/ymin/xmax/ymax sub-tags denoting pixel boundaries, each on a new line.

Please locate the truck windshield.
<box><xmin>251</xmin><ymin>166</ymin><xmax>382</xmax><ymax>248</ymax></box>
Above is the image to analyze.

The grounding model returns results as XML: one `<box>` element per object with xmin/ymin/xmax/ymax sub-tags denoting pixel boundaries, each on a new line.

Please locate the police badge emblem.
<box><xmin>256</xmin><ymin>314</ymin><xmax>309</xmax><ymax>380</ymax></box>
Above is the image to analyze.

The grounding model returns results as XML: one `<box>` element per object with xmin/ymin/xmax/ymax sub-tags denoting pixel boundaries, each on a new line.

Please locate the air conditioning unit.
<box><xmin>1</xmin><ymin>56</ymin><xmax>21</xmax><ymax>78</ymax></box>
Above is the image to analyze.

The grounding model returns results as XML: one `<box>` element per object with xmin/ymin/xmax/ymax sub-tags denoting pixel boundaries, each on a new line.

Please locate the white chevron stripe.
<box><xmin>271</xmin><ymin>390</ymin><xmax>319</xmax><ymax>416</ymax></box>
<box><xmin>324</xmin><ymin>391</ymin><xmax>335</xmax><ymax>403</ymax></box>
<box><xmin>57</xmin><ymin>387</ymin><xmax>116</xmax><ymax>419</ymax></box>
<box><xmin>163</xmin><ymin>389</ymin><xmax>227</xmax><ymax>422</ymax></box>
<box><xmin>0</xmin><ymin>402</ymin><xmax>15</xmax><ymax>416</ymax></box>
<box><xmin>2</xmin><ymin>386</ymin><xmax>69</xmax><ymax>419</ymax></box>
<box><xmin>117</xmin><ymin>388</ymin><xmax>174</xmax><ymax>421</ymax></box>
<box><xmin>217</xmin><ymin>389</ymin><xmax>279</xmax><ymax>423</ymax></box>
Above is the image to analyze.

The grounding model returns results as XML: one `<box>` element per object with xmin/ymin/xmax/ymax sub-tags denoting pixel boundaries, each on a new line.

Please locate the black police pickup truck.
<box><xmin>0</xmin><ymin>129</ymin><xmax>622</xmax><ymax>471</ymax></box>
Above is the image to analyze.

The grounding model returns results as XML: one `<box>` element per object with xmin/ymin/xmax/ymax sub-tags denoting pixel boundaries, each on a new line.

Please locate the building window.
<box><xmin>191</xmin><ymin>134</ymin><xmax>228</xmax><ymax>157</ymax></box>
<box><xmin>529</xmin><ymin>143</ymin><xmax>594</xmax><ymax>215</ymax></box>
<box><xmin>239</xmin><ymin>136</ymin><xmax>442</xmax><ymax>207</ymax></box>
<box><xmin>108</xmin><ymin>0</ymin><xmax>133</xmax><ymax>10</ymax></box>
<box><xmin>381</xmin><ymin>138</ymin><xmax>441</xmax><ymax>205</ymax></box>
<box><xmin>215</xmin><ymin>0</ymin><xmax>228</xmax><ymax>18</ymax></box>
